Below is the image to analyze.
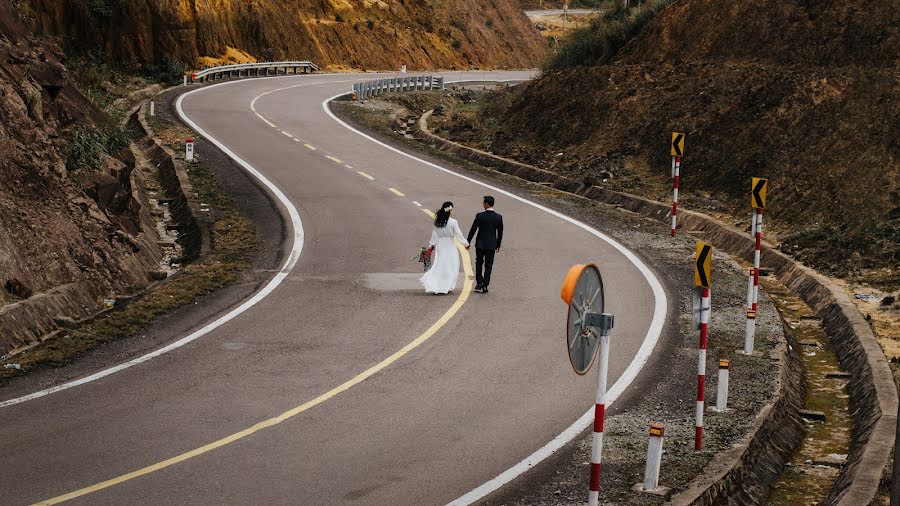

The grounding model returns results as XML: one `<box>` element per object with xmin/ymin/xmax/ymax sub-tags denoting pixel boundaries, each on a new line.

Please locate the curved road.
<box><xmin>0</xmin><ymin>72</ymin><xmax>664</xmax><ymax>505</ymax></box>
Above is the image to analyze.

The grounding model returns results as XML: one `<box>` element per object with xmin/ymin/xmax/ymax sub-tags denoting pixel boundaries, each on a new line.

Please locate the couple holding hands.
<box><xmin>420</xmin><ymin>196</ymin><xmax>503</xmax><ymax>295</ymax></box>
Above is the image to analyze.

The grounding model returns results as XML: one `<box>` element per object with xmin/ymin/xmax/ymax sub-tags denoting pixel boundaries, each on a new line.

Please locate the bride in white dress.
<box><xmin>420</xmin><ymin>201</ymin><xmax>470</xmax><ymax>294</ymax></box>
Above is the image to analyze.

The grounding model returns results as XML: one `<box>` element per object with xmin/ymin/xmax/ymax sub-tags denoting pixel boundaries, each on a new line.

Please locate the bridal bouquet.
<box><xmin>414</xmin><ymin>246</ymin><xmax>434</xmax><ymax>271</ymax></box>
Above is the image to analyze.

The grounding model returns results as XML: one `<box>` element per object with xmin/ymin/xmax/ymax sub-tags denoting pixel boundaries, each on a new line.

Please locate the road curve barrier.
<box><xmin>353</xmin><ymin>75</ymin><xmax>444</xmax><ymax>101</ymax></box>
<box><xmin>189</xmin><ymin>61</ymin><xmax>319</xmax><ymax>83</ymax></box>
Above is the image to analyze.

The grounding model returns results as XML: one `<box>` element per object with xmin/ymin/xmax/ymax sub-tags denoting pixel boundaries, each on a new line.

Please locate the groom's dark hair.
<box><xmin>483</xmin><ymin>196</ymin><xmax>495</xmax><ymax>207</ymax></box>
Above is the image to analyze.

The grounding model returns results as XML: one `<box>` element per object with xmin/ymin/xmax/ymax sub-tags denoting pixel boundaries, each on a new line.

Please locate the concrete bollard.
<box><xmin>185</xmin><ymin>138</ymin><xmax>194</xmax><ymax>162</ymax></box>
<box><xmin>715</xmin><ymin>359</ymin><xmax>730</xmax><ymax>412</ymax></box>
<box><xmin>642</xmin><ymin>424</ymin><xmax>664</xmax><ymax>491</ymax></box>
<box><xmin>183</xmin><ymin>75</ymin><xmax>188</xmax><ymax>86</ymax></box>
<box><xmin>149</xmin><ymin>99</ymin><xmax>155</xmax><ymax>117</ymax></box>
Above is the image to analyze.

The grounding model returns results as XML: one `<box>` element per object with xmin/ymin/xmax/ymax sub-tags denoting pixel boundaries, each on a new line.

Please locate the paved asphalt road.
<box><xmin>0</xmin><ymin>72</ymin><xmax>664</xmax><ymax>505</ymax></box>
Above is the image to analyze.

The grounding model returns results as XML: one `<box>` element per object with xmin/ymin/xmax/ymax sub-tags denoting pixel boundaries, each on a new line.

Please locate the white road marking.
<box><xmin>326</xmin><ymin>155</ymin><xmax>342</xmax><ymax>164</ymax></box>
<box><xmin>281</xmin><ymin>130</ymin><xmax>293</xmax><ymax>138</ymax></box>
<box><xmin>304</xmin><ymin>144</ymin><xmax>317</xmax><ymax>151</ymax></box>
<box><xmin>388</xmin><ymin>187</ymin><xmax>406</xmax><ymax>197</ymax></box>
<box><xmin>412</xmin><ymin>201</ymin><xmax>422</xmax><ymax>207</ymax></box>
<box><xmin>0</xmin><ymin>77</ymin><xmax>314</xmax><ymax>408</ymax></box>
<box><xmin>357</xmin><ymin>171</ymin><xmax>375</xmax><ymax>180</ymax></box>
<box><xmin>254</xmin><ymin>112</ymin><xmax>276</xmax><ymax>128</ymax></box>
<box><xmin>344</xmin><ymin>164</ymin><xmax>353</xmax><ymax>169</ymax></box>
<box><xmin>322</xmin><ymin>89</ymin><xmax>667</xmax><ymax>506</ymax></box>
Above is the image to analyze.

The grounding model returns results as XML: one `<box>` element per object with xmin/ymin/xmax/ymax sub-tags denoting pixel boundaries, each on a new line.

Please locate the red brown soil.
<box><xmin>23</xmin><ymin>0</ymin><xmax>545</xmax><ymax>70</ymax></box>
<box><xmin>471</xmin><ymin>0</ymin><xmax>900</xmax><ymax>281</ymax></box>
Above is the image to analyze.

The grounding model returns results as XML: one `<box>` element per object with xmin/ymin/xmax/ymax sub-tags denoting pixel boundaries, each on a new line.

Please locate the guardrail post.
<box><xmin>439</xmin><ymin>76</ymin><xmax>445</xmax><ymax>90</ymax></box>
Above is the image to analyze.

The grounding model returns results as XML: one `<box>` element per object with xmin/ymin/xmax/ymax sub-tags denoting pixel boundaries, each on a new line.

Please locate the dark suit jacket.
<box><xmin>467</xmin><ymin>209</ymin><xmax>503</xmax><ymax>250</ymax></box>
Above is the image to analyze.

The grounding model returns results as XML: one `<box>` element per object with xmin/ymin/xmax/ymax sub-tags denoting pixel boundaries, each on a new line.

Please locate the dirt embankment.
<box><xmin>0</xmin><ymin>3</ymin><xmax>160</xmax><ymax>353</ymax></box>
<box><xmin>22</xmin><ymin>0</ymin><xmax>545</xmax><ymax>70</ymax></box>
<box><xmin>465</xmin><ymin>0</ymin><xmax>899</xmax><ymax>283</ymax></box>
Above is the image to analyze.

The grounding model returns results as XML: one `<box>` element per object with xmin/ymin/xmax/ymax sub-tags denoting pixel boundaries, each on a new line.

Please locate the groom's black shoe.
<box><xmin>482</xmin><ymin>287</ymin><xmax>489</xmax><ymax>294</ymax></box>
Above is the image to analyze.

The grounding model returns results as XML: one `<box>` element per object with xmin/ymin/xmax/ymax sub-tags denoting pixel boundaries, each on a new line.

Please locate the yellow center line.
<box><xmin>422</xmin><ymin>209</ymin><xmax>436</xmax><ymax>219</ymax></box>
<box><xmin>304</xmin><ymin>144</ymin><xmax>316</xmax><ymax>151</ymax></box>
<box><xmin>325</xmin><ymin>155</ymin><xmax>342</xmax><ymax>164</ymax></box>
<box><xmin>389</xmin><ymin>188</ymin><xmax>406</xmax><ymax>197</ymax></box>
<box><xmin>280</xmin><ymin>131</ymin><xmax>293</xmax><ymax>138</ymax></box>
<box><xmin>356</xmin><ymin>171</ymin><xmax>375</xmax><ymax>180</ymax></box>
<box><xmin>36</xmin><ymin>217</ymin><xmax>473</xmax><ymax>505</ymax></box>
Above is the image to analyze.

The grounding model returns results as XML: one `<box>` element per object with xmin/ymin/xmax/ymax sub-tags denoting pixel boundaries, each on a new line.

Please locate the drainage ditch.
<box><xmin>764</xmin><ymin>275</ymin><xmax>853</xmax><ymax>505</ymax></box>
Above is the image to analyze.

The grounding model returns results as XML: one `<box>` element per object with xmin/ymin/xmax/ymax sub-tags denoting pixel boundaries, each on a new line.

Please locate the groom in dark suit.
<box><xmin>467</xmin><ymin>196</ymin><xmax>503</xmax><ymax>293</ymax></box>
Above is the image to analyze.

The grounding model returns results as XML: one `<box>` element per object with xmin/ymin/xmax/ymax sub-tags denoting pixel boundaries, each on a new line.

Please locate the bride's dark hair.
<box><xmin>434</xmin><ymin>201</ymin><xmax>453</xmax><ymax>228</ymax></box>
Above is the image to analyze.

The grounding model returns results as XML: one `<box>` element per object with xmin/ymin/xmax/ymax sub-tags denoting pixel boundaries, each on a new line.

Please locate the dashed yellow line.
<box><xmin>357</xmin><ymin>171</ymin><xmax>375</xmax><ymax>180</ymax></box>
<box><xmin>325</xmin><ymin>155</ymin><xmax>342</xmax><ymax>164</ymax></box>
<box><xmin>304</xmin><ymin>144</ymin><xmax>317</xmax><ymax>151</ymax></box>
<box><xmin>389</xmin><ymin>188</ymin><xmax>406</xmax><ymax>197</ymax></box>
<box><xmin>281</xmin><ymin>131</ymin><xmax>293</xmax><ymax>138</ymax></box>
<box><xmin>35</xmin><ymin>205</ymin><xmax>473</xmax><ymax>505</ymax></box>
<box><xmin>422</xmin><ymin>209</ymin><xmax>436</xmax><ymax>219</ymax></box>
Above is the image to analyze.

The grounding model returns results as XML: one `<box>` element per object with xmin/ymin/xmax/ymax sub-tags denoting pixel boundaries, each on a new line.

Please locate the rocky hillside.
<box><xmin>482</xmin><ymin>0</ymin><xmax>899</xmax><ymax>280</ymax></box>
<box><xmin>22</xmin><ymin>0</ymin><xmax>545</xmax><ymax>70</ymax></box>
<box><xmin>0</xmin><ymin>2</ymin><xmax>159</xmax><ymax>350</ymax></box>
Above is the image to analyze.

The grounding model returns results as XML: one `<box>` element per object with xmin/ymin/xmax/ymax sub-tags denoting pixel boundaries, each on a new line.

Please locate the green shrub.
<box><xmin>485</xmin><ymin>18</ymin><xmax>494</xmax><ymax>28</ymax></box>
<box><xmin>451</xmin><ymin>39</ymin><xmax>462</xmax><ymax>49</ymax></box>
<box><xmin>543</xmin><ymin>0</ymin><xmax>673</xmax><ymax>72</ymax></box>
<box><xmin>366</xmin><ymin>18</ymin><xmax>375</xmax><ymax>29</ymax></box>
<box><xmin>64</xmin><ymin>125</ymin><xmax>131</xmax><ymax>173</ymax></box>
<box><xmin>335</xmin><ymin>14</ymin><xmax>344</xmax><ymax>22</ymax></box>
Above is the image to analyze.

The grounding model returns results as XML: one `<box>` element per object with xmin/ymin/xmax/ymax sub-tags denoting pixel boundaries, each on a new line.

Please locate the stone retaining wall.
<box><xmin>415</xmin><ymin>111</ymin><xmax>897</xmax><ymax>505</ymax></box>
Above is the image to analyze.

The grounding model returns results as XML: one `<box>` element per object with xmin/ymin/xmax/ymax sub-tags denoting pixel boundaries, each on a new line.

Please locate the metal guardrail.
<box><xmin>190</xmin><ymin>61</ymin><xmax>319</xmax><ymax>83</ymax></box>
<box><xmin>353</xmin><ymin>75</ymin><xmax>444</xmax><ymax>101</ymax></box>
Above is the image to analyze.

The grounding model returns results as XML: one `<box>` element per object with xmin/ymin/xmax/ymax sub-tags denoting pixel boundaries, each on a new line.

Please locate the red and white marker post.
<box><xmin>693</xmin><ymin>242</ymin><xmax>712</xmax><ymax>450</ymax></box>
<box><xmin>696</xmin><ymin>285</ymin><xmax>710</xmax><ymax>450</ymax></box>
<box><xmin>671</xmin><ymin>156</ymin><xmax>681</xmax><ymax>237</ymax></box>
<box><xmin>670</xmin><ymin>132</ymin><xmax>685</xmax><ymax>236</ymax></box>
<box><xmin>185</xmin><ymin>138</ymin><xmax>194</xmax><ymax>162</ymax></box>
<box><xmin>743</xmin><ymin>178</ymin><xmax>768</xmax><ymax>354</ymax></box>
<box><xmin>589</xmin><ymin>314</ymin><xmax>614</xmax><ymax>506</ymax></box>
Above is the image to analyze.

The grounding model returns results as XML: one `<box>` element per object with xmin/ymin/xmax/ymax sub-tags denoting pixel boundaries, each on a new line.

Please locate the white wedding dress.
<box><xmin>420</xmin><ymin>218</ymin><xmax>469</xmax><ymax>294</ymax></box>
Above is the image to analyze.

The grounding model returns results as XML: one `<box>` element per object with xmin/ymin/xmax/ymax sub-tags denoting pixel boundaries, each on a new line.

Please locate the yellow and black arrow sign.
<box><xmin>694</xmin><ymin>242</ymin><xmax>712</xmax><ymax>288</ymax></box>
<box><xmin>671</xmin><ymin>132</ymin><xmax>685</xmax><ymax>157</ymax></box>
<box><xmin>751</xmin><ymin>177</ymin><xmax>768</xmax><ymax>209</ymax></box>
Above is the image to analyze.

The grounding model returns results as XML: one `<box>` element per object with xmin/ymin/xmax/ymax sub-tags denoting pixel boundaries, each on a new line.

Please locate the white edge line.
<box><xmin>321</xmin><ymin>88</ymin><xmax>667</xmax><ymax>505</ymax></box>
<box><xmin>0</xmin><ymin>78</ymin><xmax>306</xmax><ymax>409</ymax></box>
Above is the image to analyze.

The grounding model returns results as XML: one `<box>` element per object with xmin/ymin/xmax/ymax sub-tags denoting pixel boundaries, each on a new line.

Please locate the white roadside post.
<box><xmin>715</xmin><ymin>359</ymin><xmax>730</xmax><ymax>412</ymax></box>
<box><xmin>642</xmin><ymin>424</ymin><xmax>665</xmax><ymax>492</ymax></box>
<box><xmin>185</xmin><ymin>138</ymin><xmax>194</xmax><ymax>162</ymax></box>
<box><xmin>183</xmin><ymin>74</ymin><xmax>188</xmax><ymax>86</ymax></box>
<box><xmin>149</xmin><ymin>99</ymin><xmax>155</xmax><ymax>117</ymax></box>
